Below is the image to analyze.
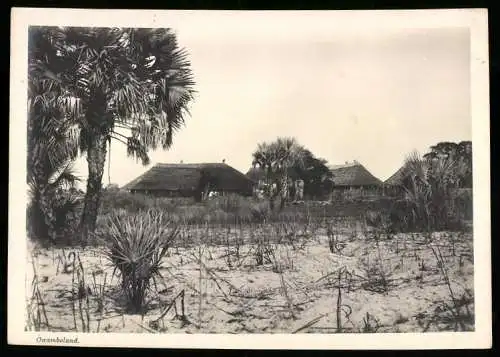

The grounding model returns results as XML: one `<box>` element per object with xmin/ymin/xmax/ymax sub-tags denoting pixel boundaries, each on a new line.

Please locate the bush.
<box><xmin>388</xmin><ymin>153</ymin><xmax>471</xmax><ymax>233</ymax></box>
<box><xmin>250</xmin><ymin>201</ymin><xmax>271</xmax><ymax>222</ymax></box>
<box><xmin>387</xmin><ymin>199</ymin><xmax>415</xmax><ymax>233</ymax></box>
<box><xmin>99</xmin><ymin>208</ymin><xmax>179</xmax><ymax>313</ymax></box>
<box><xmin>207</xmin><ymin>194</ymin><xmax>269</xmax><ymax>223</ymax></box>
<box><xmin>99</xmin><ymin>189</ymin><xmax>153</xmax><ymax>215</ymax></box>
<box><xmin>207</xmin><ymin>193</ymin><xmax>244</xmax><ymax>212</ymax></box>
<box><xmin>175</xmin><ymin>205</ymin><xmax>208</xmax><ymax>225</ymax></box>
<box><xmin>454</xmin><ymin>188</ymin><xmax>473</xmax><ymax>221</ymax></box>
<box><xmin>27</xmin><ymin>187</ymin><xmax>83</xmax><ymax>246</ymax></box>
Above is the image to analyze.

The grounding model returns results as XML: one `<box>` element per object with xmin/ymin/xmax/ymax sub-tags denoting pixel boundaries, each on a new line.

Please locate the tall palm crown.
<box><xmin>28</xmin><ymin>26</ymin><xmax>196</xmax><ymax>240</ymax></box>
<box><xmin>400</xmin><ymin>150</ymin><xmax>468</xmax><ymax>231</ymax></box>
<box><xmin>252</xmin><ymin>137</ymin><xmax>305</xmax><ymax>176</ymax></box>
<box><xmin>251</xmin><ymin>137</ymin><xmax>306</xmax><ymax>209</ymax></box>
<box><xmin>251</xmin><ymin>142</ymin><xmax>277</xmax><ymax>182</ymax></box>
<box><xmin>271</xmin><ymin>137</ymin><xmax>306</xmax><ymax>173</ymax></box>
<box><xmin>29</xmin><ymin>27</ymin><xmax>196</xmax><ymax>163</ymax></box>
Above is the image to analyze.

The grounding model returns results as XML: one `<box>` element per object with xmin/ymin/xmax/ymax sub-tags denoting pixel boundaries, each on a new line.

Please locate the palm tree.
<box><xmin>27</xmin><ymin>102</ymin><xmax>82</xmax><ymax>243</ymax></box>
<box><xmin>252</xmin><ymin>137</ymin><xmax>305</xmax><ymax>210</ymax></box>
<box><xmin>457</xmin><ymin>141</ymin><xmax>473</xmax><ymax>188</ymax></box>
<box><xmin>28</xmin><ymin>27</ymin><xmax>196</xmax><ymax>241</ymax></box>
<box><xmin>27</xmin><ymin>28</ymin><xmax>82</xmax><ymax>243</ymax></box>
<box><xmin>399</xmin><ymin>150</ymin><xmax>466</xmax><ymax>231</ymax></box>
<box><xmin>252</xmin><ymin>142</ymin><xmax>276</xmax><ymax>183</ymax></box>
<box><xmin>252</xmin><ymin>142</ymin><xmax>279</xmax><ymax>209</ymax></box>
<box><xmin>272</xmin><ymin>137</ymin><xmax>306</xmax><ymax>209</ymax></box>
<box><xmin>422</xmin><ymin>141</ymin><xmax>473</xmax><ymax>188</ymax></box>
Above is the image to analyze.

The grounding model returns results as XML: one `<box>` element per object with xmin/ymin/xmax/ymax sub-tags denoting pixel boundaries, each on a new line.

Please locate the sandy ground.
<box><xmin>25</xmin><ymin>229</ymin><xmax>474</xmax><ymax>334</ymax></box>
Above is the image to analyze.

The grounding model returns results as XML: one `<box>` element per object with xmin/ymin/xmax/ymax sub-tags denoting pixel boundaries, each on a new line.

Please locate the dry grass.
<box><xmin>26</xmin><ymin>215</ymin><xmax>474</xmax><ymax>333</ymax></box>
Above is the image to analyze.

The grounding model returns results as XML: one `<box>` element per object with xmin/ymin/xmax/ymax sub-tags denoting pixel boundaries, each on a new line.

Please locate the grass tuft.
<box><xmin>99</xmin><ymin>208</ymin><xmax>179</xmax><ymax>314</ymax></box>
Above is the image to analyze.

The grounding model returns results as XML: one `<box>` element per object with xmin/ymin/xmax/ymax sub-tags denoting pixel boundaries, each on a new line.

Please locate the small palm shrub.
<box><xmin>364</xmin><ymin>210</ymin><xmax>390</xmax><ymax>232</ymax></box>
<box><xmin>51</xmin><ymin>187</ymin><xmax>83</xmax><ymax>244</ymax></box>
<box><xmin>100</xmin><ymin>208</ymin><xmax>179</xmax><ymax>313</ymax></box>
<box><xmin>389</xmin><ymin>151</ymin><xmax>470</xmax><ymax>232</ymax></box>
<box><xmin>27</xmin><ymin>186</ymin><xmax>83</xmax><ymax>246</ymax></box>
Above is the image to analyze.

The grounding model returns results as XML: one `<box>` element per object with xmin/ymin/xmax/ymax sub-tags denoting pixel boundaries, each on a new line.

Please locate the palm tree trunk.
<box><xmin>39</xmin><ymin>186</ymin><xmax>57</xmax><ymax>241</ymax></box>
<box><xmin>30</xmin><ymin>152</ymin><xmax>57</xmax><ymax>242</ymax></box>
<box><xmin>279</xmin><ymin>172</ymin><xmax>289</xmax><ymax>211</ymax></box>
<box><xmin>29</xmin><ymin>185</ymin><xmax>55</xmax><ymax>242</ymax></box>
<box><xmin>80</xmin><ymin>132</ymin><xmax>107</xmax><ymax>242</ymax></box>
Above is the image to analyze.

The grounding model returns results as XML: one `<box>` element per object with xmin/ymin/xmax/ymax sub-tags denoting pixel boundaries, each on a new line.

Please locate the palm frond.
<box><xmin>126</xmin><ymin>136</ymin><xmax>150</xmax><ymax>165</ymax></box>
<box><xmin>48</xmin><ymin>161</ymin><xmax>81</xmax><ymax>190</ymax></box>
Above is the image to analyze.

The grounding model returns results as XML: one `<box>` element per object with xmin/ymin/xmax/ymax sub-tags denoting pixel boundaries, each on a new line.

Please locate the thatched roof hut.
<box><xmin>384</xmin><ymin>166</ymin><xmax>407</xmax><ymax>186</ymax></box>
<box><xmin>246</xmin><ymin>167</ymin><xmax>266</xmax><ymax>182</ymax></box>
<box><xmin>122</xmin><ymin>163</ymin><xmax>255</xmax><ymax>198</ymax></box>
<box><xmin>245</xmin><ymin>166</ymin><xmax>301</xmax><ymax>183</ymax></box>
<box><xmin>328</xmin><ymin>161</ymin><xmax>382</xmax><ymax>188</ymax></box>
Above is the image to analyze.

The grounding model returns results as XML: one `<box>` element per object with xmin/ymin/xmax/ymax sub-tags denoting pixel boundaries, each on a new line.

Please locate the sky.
<box><xmin>69</xmin><ymin>17</ymin><xmax>471</xmax><ymax>189</ymax></box>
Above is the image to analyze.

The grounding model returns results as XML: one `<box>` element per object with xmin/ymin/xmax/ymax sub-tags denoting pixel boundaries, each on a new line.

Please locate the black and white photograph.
<box><xmin>9</xmin><ymin>8</ymin><xmax>491</xmax><ymax>349</ymax></box>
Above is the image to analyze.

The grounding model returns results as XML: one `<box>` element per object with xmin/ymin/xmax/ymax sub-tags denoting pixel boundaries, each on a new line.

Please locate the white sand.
<box><xmin>25</xmin><ymin>230</ymin><xmax>474</xmax><ymax>334</ymax></box>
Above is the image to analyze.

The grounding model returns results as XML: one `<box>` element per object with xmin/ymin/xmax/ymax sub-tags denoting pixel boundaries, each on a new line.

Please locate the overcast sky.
<box><xmin>70</xmin><ymin>16</ymin><xmax>471</xmax><ymax>188</ymax></box>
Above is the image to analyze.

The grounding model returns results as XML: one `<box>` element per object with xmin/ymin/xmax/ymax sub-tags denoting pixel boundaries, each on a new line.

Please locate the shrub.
<box><xmin>176</xmin><ymin>205</ymin><xmax>208</xmax><ymax>225</ymax></box>
<box><xmin>364</xmin><ymin>210</ymin><xmax>390</xmax><ymax>232</ymax></box>
<box><xmin>99</xmin><ymin>189</ymin><xmax>153</xmax><ymax>215</ymax></box>
<box><xmin>205</xmin><ymin>208</ymin><xmax>231</xmax><ymax>224</ymax></box>
<box><xmin>250</xmin><ymin>201</ymin><xmax>271</xmax><ymax>222</ymax></box>
<box><xmin>206</xmin><ymin>194</ymin><xmax>270</xmax><ymax>224</ymax></box>
<box><xmin>27</xmin><ymin>187</ymin><xmax>83</xmax><ymax>246</ymax></box>
<box><xmin>208</xmin><ymin>193</ymin><xmax>245</xmax><ymax>212</ymax></box>
<box><xmin>208</xmin><ymin>194</ymin><xmax>251</xmax><ymax>215</ymax></box>
<box><xmin>388</xmin><ymin>152</ymin><xmax>470</xmax><ymax>233</ymax></box>
<box><xmin>454</xmin><ymin>188</ymin><xmax>473</xmax><ymax>221</ymax></box>
<box><xmin>99</xmin><ymin>208</ymin><xmax>179</xmax><ymax>313</ymax></box>
<box><xmin>388</xmin><ymin>199</ymin><xmax>414</xmax><ymax>233</ymax></box>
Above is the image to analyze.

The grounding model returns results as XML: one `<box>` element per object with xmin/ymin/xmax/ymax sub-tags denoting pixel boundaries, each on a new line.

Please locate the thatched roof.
<box><xmin>328</xmin><ymin>162</ymin><xmax>382</xmax><ymax>187</ymax></box>
<box><xmin>245</xmin><ymin>166</ymin><xmax>302</xmax><ymax>182</ymax></box>
<box><xmin>122</xmin><ymin>163</ymin><xmax>256</xmax><ymax>193</ymax></box>
<box><xmin>384</xmin><ymin>166</ymin><xmax>407</xmax><ymax>186</ymax></box>
<box><xmin>246</xmin><ymin>167</ymin><xmax>266</xmax><ymax>182</ymax></box>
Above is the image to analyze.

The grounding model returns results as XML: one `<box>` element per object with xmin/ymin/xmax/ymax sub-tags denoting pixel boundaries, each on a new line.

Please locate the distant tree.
<box><xmin>252</xmin><ymin>137</ymin><xmax>306</xmax><ymax>210</ymax></box>
<box><xmin>29</xmin><ymin>27</ymin><xmax>196</xmax><ymax>242</ymax></box>
<box><xmin>251</xmin><ymin>142</ymin><xmax>276</xmax><ymax>185</ymax></box>
<box><xmin>251</xmin><ymin>138</ymin><xmax>334</xmax><ymax>205</ymax></box>
<box><xmin>272</xmin><ymin>137</ymin><xmax>307</xmax><ymax>209</ymax></box>
<box><xmin>423</xmin><ymin>141</ymin><xmax>459</xmax><ymax>160</ymax></box>
<box><xmin>423</xmin><ymin>140</ymin><xmax>472</xmax><ymax>188</ymax></box>
<box><xmin>290</xmin><ymin>149</ymin><xmax>334</xmax><ymax>199</ymax></box>
<box><xmin>456</xmin><ymin>141</ymin><xmax>473</xmax><ymax>188</ymax></box>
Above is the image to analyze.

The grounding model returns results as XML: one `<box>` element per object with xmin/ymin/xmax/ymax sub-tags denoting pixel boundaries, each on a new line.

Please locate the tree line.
<box><xmin>250</xmin><ymin>137</ymin><xmax>334</xmax><ymax>209</ymax></box>
<box><xmin>26</xmin><ymin>26</ymin><xmax>473</xmax><ymax>244</ymax></box>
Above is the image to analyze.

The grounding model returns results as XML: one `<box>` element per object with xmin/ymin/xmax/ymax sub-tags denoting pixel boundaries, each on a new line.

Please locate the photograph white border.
<box><xmin>9</xmin><ymin>7</ymin><xmax>491</xmax><ymax>349</ymax></box>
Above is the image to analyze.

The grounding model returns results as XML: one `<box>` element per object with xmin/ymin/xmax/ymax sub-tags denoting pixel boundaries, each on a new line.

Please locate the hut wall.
<box><xmin>131</xmin><ymin>189</ymin><xmax>197</xmax><ymax>198</ymax></box>
<box><xmin>382</xmin><ymin>185</ymin><xmax>405</xmax><ymax>197</ymax></box>
<box><xmin>330</xmin><ymin>185</ymin><xmax>383</xmax><ymax>201</ymax></box>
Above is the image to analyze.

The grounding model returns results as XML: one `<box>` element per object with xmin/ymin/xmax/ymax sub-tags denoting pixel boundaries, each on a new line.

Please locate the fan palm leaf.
<box><xmin>28</xmin><ymin>26</ymin><xmax>196</xmax><ymax>241</ymax></box>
